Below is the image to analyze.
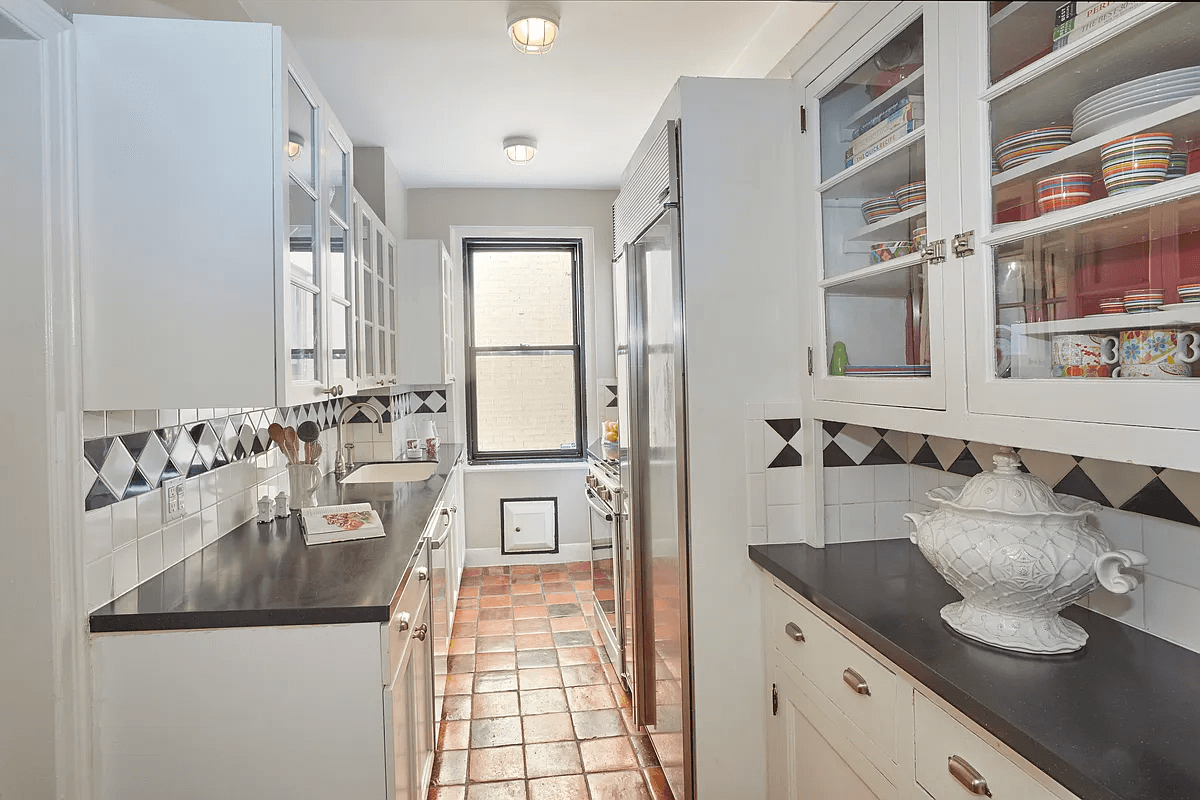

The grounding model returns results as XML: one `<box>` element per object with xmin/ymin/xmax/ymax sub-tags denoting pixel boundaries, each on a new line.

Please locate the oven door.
<box><xmin>587</xmin><ymin>484</ymin><xmax>623</xmax><ymax>671</ymax></box>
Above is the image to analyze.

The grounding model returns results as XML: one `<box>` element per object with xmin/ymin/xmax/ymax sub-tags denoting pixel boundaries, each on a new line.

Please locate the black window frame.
<box><xmin>463</xmin><ymin>238</ymin><xmax>587</xmax><ymax>464</ymax></box>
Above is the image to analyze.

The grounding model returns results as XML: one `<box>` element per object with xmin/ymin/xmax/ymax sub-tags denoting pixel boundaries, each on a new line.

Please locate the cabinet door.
<box><xmin>326</xmin><ymin>124</ymin><xmax>356</xmax><ymax>393</ymax></box>
<box><xmin>441</xmin><ymin>243</ymin><xmax>456</xmax><ymax>383</ymax></box>
<box><xmin>805</xmin><ymin>1</ymin><xmax>950</xmax><ymax>410</ymax></box>
<box><xmin>357</xmin><ymin>204</ymin><xmax>379</xmax><ymax>382</ymax></box>
<box><xmin>386</xmin><ymin>579</ymin><xmax>434</xmax><ymax>800</ymax></box>
<box><xmin>769</xmin><ymin>662</ymin><xmax>896</xmax><ymax>800</ymax></box>
<box><xmin>960</xmin><ymin>3</ymin><xmax>1200</xmax><ymax>431</ymax></box>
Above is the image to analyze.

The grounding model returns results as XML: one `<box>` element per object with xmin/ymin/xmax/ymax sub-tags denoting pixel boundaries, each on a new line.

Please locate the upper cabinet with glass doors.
<box><xmin>75</xmin><ymin>15</ymin><xmax>357</xmax><ymax>409</ymax></box>
<box><xmin>960</xmin><ymin>2</ymin><xmax>1200</xmax><ymax>431</ymax></box>
<box><xmin>804</xmin><ymin>2</ymin><xmax>950</xmax><ymax>410</ymax></box>
<box><xmin>353</xmin><ymin>192</ymin><xmax>400</xmax><ymax>390</ymax></box>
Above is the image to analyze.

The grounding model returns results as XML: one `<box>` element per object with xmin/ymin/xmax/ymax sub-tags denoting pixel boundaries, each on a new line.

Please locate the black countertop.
<box><xmin>750</xmin><ymin>540</ymin><xmax>1200</xmax><ymax>800</ymax></box>
<box><xmin>89</xmin><ymin>445</ymin><xmax>464</xmax><ymax>633</ymax></box>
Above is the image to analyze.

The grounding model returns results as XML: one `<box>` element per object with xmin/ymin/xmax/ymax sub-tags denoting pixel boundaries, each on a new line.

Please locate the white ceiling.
<box><xmin>59</xmin><ymin>0</ymin><xmax>831</xmax><ymax>188</ymax></box>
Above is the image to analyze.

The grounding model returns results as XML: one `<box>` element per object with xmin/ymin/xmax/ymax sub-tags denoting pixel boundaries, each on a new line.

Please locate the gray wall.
<box><xmin>353</xmin><ymin>146</ymin><xmax>408</xmax><ymax>237</ymax></box>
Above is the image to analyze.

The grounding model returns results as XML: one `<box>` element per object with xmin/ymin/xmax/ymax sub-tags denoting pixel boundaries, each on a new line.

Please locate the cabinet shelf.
<box><xmin>847</xmin><ymin>203</ymin><xmax>927</xmax><ymax>243</ymax></box>
<box><xmin>1011</xmin><ymin>304</ymin><xmax>1200</xmax><ymax>335</ymax></box>
<box><xmin>842</xmin><ymin>67</ymin><xmax>925</xmax><ymax>137</ymax></box>
<box><xmin>991</xmin><ymin>95</ymin><xmax>1200</xmax><ymax>188</ymax></box>
<box><xmin>820</xmin><ymin>253</ymin><xmax>925</xmax><ymax>296</ymax></box>
<box><xmin>818</xmin><ymin>127</ymin><xmax>926</xmax><ymax>200</ymax></box>
<box><xmin>985</xmin><ymin>172</ymin><xmax>1200</xmax><ymax>246</ymax></box>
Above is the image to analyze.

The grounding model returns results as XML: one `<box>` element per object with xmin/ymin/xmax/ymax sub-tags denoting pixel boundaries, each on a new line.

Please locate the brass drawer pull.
<box><xmin>948</xmin><ymin>755</ymin><xmax>992</xmax><ymax>796</ymax></box>
<box><xmin>785</xmin><ymin>622</ymin><xmax>805</xmax><ymax>642</ymax></box>
<box><xmin>842</xmin><ymin>667</ymin><xmax>870</xmax><ymax>695</ymax></box>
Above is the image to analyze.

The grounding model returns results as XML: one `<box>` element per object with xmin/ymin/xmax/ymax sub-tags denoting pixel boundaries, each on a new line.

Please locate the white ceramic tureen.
<box><xmin>903</xmin><ymin>449</ymin><xmax>1148</xmax><ymax>655</ymax></box>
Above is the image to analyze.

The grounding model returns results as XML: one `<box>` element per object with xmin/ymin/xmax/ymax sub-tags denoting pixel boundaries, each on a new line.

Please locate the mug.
<box><xmin>1051</xmin><ymin>334</ymin><xmax>1118</xmax><ymax>374</ymax></box>
<box><xmin>1113</xmin><ymin>362</ymin><xmax>1191</xmax><ymax>379</ymax></box>
<box><xmin>287</xmin><ymin>463</ymin><xmax>321</xmax><ymax>509</ymax></box>
<box><xmin>1118</xmin><ymin>329</ymin><xmax>1200</xmax><ymax>366</ymax></box>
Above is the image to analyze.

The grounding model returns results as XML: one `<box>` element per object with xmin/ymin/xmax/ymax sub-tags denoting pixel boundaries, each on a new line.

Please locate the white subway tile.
<box><xmin>159</xmin><ymin>409</ymin><xmax>179</xmax><ymax>427</ymax></box>
<box><xmin>766</xmin><ymin>467</ymin><xmax>803</xmax><ymax>506</ymax></box>
<box><xmin>939</xmin><ymin>472</ymin><xmax>969</xmax><ymax>489</ymax></box>
<box><xmin>84</xmin><ymin>506</ymin><xmax>113</xmax><ymax>564</ymax></box>
<box><xmin>201</xmin><ymin>505</ymin><xmax>220</xmax><ymax>545</ymax></box>
<box><xmin>195</xmin><ymin>409</ymin><xmax>213</xmax><ymax>422</ymax></box>
<box><xmin>1141</xmin><ymin>516</ymin><xmax>1200</xmax><ymax>589</ymax></box>
<box><xmin>874</xmin><ymin>501</ymin><xmax>911</xmax><ymax>540</ymax></box>
<box><xmin>137</xmin><ymin>531</ymin><xmax>163</xmax><ymax>578</ymax></box>
<box><xmin>747</xmin><ymin>473</ymin><xmax>767</xmax><ymax>528</ymax></box>
<box><xmin>217</xmin><ymin>464</ymin><xmax>239</xmax><ymax>501</ymax></box>
<box><xmin>112</xmin><ymin>542</ymin><xmax>139</xmax><ymax>596</ymax></box>
<box><xmin>217</xmin><ymin>496</ymin><xmax>238</xmax><ymax>535</ymax></box>
<box><xmin>822</xmin><ymin>470</ymin><xmax>839</xmax><ymax>505</ymax></box>
<box><xmin>744</xmin><ymin>401</ymin><xmax>764</xmax><ymax>421</ymax></box>
<box><xmin>745</xmin><ymin>420</ymin><xmax>764</xmax><ymax>475</ymax></box>
<box><xmin>874</xmin><ymin>465</ymin><xmax>909</xmax><ymax>502</ymax></box>
<box><xmin>162</xmin><ymin>521</ymin><xmax>185</xmax><ymax>567</ymax></box>
<box><xmin>183</xmin><ymin>513</ymin><xmax>203</xmax><ymax>556</ymax></box>
<box><xmin>823</xmin><ymin>506</ymin><xmax>841</xmax><ymax>544</ymax></box>
<box><xmin>85</xmin><ymin>555</ymin><xmax>113</xmax><ymax>612</ymax></box>
<box><xmin>82</xmin><ymin>411</ymin><xmax>106</xmax><ymax>439</ymax></box>
<box><xmin>133</xmin><ymin>409</ymin><xmax>158</xmax><ymax>432</ymax></box>
<box><xmin>839</xmin><ymin>465</ymin><xmax>875</xmax><ymax>505</ymax></box>
<box><xmin>766</xmin><ymin>504</ymin><xmax>803</xmax><ymax>543</ymax></box>
<box><xmin>1093</xmin><ymin>508</ymin><xmax>1144</xmax><ymax>553</ymax></box>
<box><xmin>200</xmin><ymin>471</ymin><xmax>220</xmax><ymax>508</ymax></box>
<box><xmin>909</xmin><ymin>466</ymin><xmax>941</xmax><ymax>505</ymax></box>
<box><xmin>1144</xmin><ymin>576</ymin><xmax>1200</xmax><ymax>653</ymax></box>
<box><xmin>184</xmin><ymin>477</ymin><xmax>202</xmax><ymax>517</ymax></box>
<box><xmin>136</xmin><ymin>489</ymin><xmax>162</xmax><ymax>538</ymax></box>
<box><xmin>106</xmin><ymin>410</ymin><xmax>134</xmax><ymax>435</ymax></box>
<box><xmin>839</xmin><ymin>503</ymin><xmax>875</xmax><ymax>543</ymax></box>
<box><xmin>178</xmin><ymin>409</ymin><xmax>197</xmax><ymax>424</ymax></box>
<box><xmin>111</xmin><ymin>497</ymin><xmax>137</xmax><ymax>548</ymax></box>
<box><xmin>1087</xmin><ymin>582</ymin><xmax>1144</xmax><ymax>630</ymax></box>
<box><xmin>748</xmin><ymin>526</ymin><xmax>767</xmax><ymax>545</ymax></box>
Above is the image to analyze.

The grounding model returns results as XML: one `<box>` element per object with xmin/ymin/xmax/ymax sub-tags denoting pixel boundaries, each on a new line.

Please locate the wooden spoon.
<box><xmin>284</xmin><ymin>427</ymin><xmax>300</xmax><ymax>465</ymax></box>
<box><xmin>267</xmin><ymin>423</ymin><xmax>292</xmax><ymax>464</ymax></box>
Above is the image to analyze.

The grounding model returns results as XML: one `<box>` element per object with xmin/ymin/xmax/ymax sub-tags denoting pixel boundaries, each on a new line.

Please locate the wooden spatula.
<box><xmin>267</xmin><ymin>423</ymin><xmax>292</xmax><ymax>464</ymax></box>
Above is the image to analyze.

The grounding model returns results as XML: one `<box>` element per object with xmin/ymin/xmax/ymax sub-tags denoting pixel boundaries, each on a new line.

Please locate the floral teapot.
<box><xmin>903</xmin><ymin>449</ymin><xmax>1147</xmax><ymax>654</ymax></box>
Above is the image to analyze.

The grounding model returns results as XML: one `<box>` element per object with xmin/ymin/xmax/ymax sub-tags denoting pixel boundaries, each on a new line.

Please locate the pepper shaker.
<box><xmin>257</xmin><ymin>495</ymin><xmax>273</xmax><ymax>524</ymax></box>
<box><xmin>274</xmin><ymin>491</ymin><xmax>290</xmax><ymax>518</ymax></box>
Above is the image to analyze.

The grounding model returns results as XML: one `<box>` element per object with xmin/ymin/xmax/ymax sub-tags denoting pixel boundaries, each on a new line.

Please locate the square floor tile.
<box><xmin>449</xmin><ymin>638</ymin><xmax>477</xmax><ymax>655</ymax></box>
<box><xmin>519</xmin><ymin>688</ymin><xmax>569</xmax><ymax>715</ymax></box>
<box><xmin>549</xmin><ymin>617</ymin><xmax>586</xmax><ymax>632</ymax></box>
<box><xmin>587</xmin><ymin>770</ymin><xmax>651</xmax><ymax>800</ymax></box>
<box><xmin>472</xmin><ymin>691</ymin><xmax>520</xmax><ymax>719</ymax></box>
<box><xmin>515</xmin><ymin>633</ymin><xmax>556</xmax><ymax>650</ymax></box>
<box><xmin>448</xmin><ymin>655</ymin><xmax>477</xmax><ymax>674</ymax></box>
<box><xmin>474</xmin><ymin>670</ymin><xmax>519</xmax><ymax>694</ymax></box>
<box><xmin>514</xmin><ymin>618</ymin><xmax>552</xmax><ymax>634</ymax></box>
<box><xmin>481</xmin><ymin>584</ymin><xmax>510</xmax><ymax>596</ymax></box>
<box><xmin>430</xmin><ymin>786</ymin><xmax>467</xmax><ymax>800</ymax></box>
<box><xmin>453</xmin><ymin>622</ymin><xmax>479</xmax><ymax>638</ymax></box>
<box><xmin>527</xmin><ymin>774</ymin><xmax>588</xmax><ymax>800</ymax></box>
<box><xmin>561</xmin><ymin>664</ymin><xmax>607</xmax><ymax>687</ymax></box>
<box><xmin>477</xmin><ymin>635</ymin><xmax>517</xmax><ymax>653</ymax></box>
<box><xmin>477</xmin><ymin>619</ymin><xmax>516</xmax><ymax>636</ymax></box>
<box><xmin>525</xmin><ymin>741</ymin><xmax>583</xmax><ymax>778</ymax></box>
<box><xmin>580</xmin><ymin>736</ymin><xmax>638</xmax><ymax>773</ymax></box>
<box><xmin>552</xmin><ymin>631</ymin><xmax>593</xmax><ymax>648</ymax></box>
<box><xmin>442</xmin><ymin>695</ymin><xmax>472</xmax><ymax>721</ymax></box>
<box><xmin>466</xmin><ymin>780</ymin><xmax>527</xmax><ymax>800</ymax></box>
<box><xmin>556</xmin><ymin>647</ymin><xmax>600</xmax><ymax>666</ymax></box>
<box><xmin>522</xmin><ymin>712</ymin><xmax>576</xmax><ymax>744</ymax></box>
<box><xmin>516</xmin><ymin>649</ymin><xmax>559</xmax><ymax>669</ymax></box>
<box><xmin>433</xmin><ymin>749</ymin><xmax>468</xmax><ymax>785</ymax></box>
<box><xmin>476</xmin><ymin>653</ymin><xmax>518</xmax><ymax>672</ymax></box>
<box><xmin>512</xmin><ymin>583</ymin><xmax>542</xmax><ymax>594</ymax></box>
<box><xmin>545</xmin><ymin>594</ymin><xmax>578</xmax><ymax>606</ymax></box>
<box><xmin>470</xmin><ymin>716</ymin><xmax>523</xmax><ymax>748</ymax></box>
<box><xmin>571</xmin><ymin>709</ymin><xmax>625</xmax><ymax>740</ymax></box>
<box><xmin>518</xmin><ymin>667</ymin><xmax>563</xmax><ymax>690</ymax></box>
<box><xmin>479</xmin><ymin>607</ymin><xmax>514</xmax><ymax>622</ymax></box>
<box><xmin>446</xmin><ymin>673</ymin><xmax>474</xmax><ymax>695</ymax></box>
<box><xmin>512</xmin><ymin>594</ymin><xmax>545</xmax><ymax>607</ymax></box>
<box><xmin>468</xmin><ymin>745</ymin><xmax>525</xmax><ymax>783</ymax></box>
<box><xmin>514</xmin><ymin>605</ymin><xmax>549</xmax><ymax>619</ymax></box>
<box><xmin>481</xmin><ymin>595</ymin><xmax>514</xmax><ymax>608</ymax></box>
<box><xmin>440</xmin><ymin>720</ymin><xmax>471</xmax><ymax>750</ymax></box>
<box><xmin>566</xmin><ymin>684</ymin><xmax>616</xmax><ymax>711</ymax></box>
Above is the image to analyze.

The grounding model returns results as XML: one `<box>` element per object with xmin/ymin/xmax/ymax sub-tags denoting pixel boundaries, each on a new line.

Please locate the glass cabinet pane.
<box><xmin>329</xmin><ymin>220</ymin><xmax>348</xmax><ymax>299</ymax></box>
<box><xmin>326</xmin><ymin>130</ymin><xmax>348</xmax><ymax>221</ymax></box>
<box><xmin>329</xmin><ymin>300</ymin><xmax>351</xmax><ymax>384</ymax></box>
<box><xmin>287</xmin><ymin>74</ymin><xmax>316</xmax><ymax>189</ymax></box>
<box><xmin>287</xmin><ymin>180</ymin><xmax>318</xmax><ymax>286</ymax></box>
<box><xmin>825</xmin><ymin>263</ymin><xmax>931</xmax><ymax>375</ymax></box>
<box><xmin>289</xmin><ymin>284</ymin><xmax>318</xmax><ymax>383</ymax></box>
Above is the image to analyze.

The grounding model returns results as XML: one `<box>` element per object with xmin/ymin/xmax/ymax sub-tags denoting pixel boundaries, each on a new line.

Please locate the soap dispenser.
<box><xmin>422</xmin><ymin>420</ymin><xmax>440</xmax><ymax>459</ymax></box>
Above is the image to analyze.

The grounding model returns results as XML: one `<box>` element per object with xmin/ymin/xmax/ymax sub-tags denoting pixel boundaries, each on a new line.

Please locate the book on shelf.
<box><xmin>1052</xmin><ymin>1</ymin><xmax>1143</xmax><ymax>50</ymax></box>
<box><xmin>299</xmin><ymin>503</ymin><xmax>386</xmax><ymax>545</ymax></box>
<box><xmin>845</xmin><ymin>97</ymin><xmax>924</xmax><ymax>167</ymax></box>
<box><xmin>850</xmin><ymin>93</ymin><xmax>924</xmax><ymax>140</ymax></box>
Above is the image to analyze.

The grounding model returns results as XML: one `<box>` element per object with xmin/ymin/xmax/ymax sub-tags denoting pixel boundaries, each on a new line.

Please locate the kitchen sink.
<box><xmin>340</xmin><ymin>461</ymin><xmax>437</xmax><ymax>484</ymax></box>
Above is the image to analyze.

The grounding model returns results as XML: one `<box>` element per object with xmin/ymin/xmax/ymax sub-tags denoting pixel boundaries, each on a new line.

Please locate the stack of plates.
<box><xmin>1168</xmin><ymin>152</ymin><xmax>1189</xmax><ymax>179</ymax></box>
<box><xmin>844</xmin><ymin>365</ymin><xmax>932</xmax><ymax>377</ymax></box>
<box><xmin>1035</xmin><ymin>172</ymin><xmax>1093</xmax><ymax>214</ymax></box>
<box><xmin>894</xmin><ymin>181</ymin><xmax>926</xmax><ymax>209</ymax></box>
<box><xmin>1099</xmin><ymin>297</ymin><xmax>1126</xmax><ymax>315</ymax></box>
<box><xmin>1124</xmin><ymin>289</ymin><xmax>1164</xmax><ymax>313</ymax></box>
<box><xmin>862</xmin><ymin>195</ymin><xmax>902</xmax><ymax>224</ymax></box>
<box><xmin>1101</xmin><ymin>133</ymin><xmax>1174</xmax><ymax>195</ymax></box>
<box><xmin>1072</xmin><ymin>67</ymin><xmax>1200</xmax><ymax>142</ymax></box>
<box><xmin>1178</xmin><ymin>283</ymin><xmax>1200</xmax><ymax>303</ymax></box>
<box><xmin>994</xmin><ymin>126</ymin><xmax>1074</xmax><ymax>171</ymax></box>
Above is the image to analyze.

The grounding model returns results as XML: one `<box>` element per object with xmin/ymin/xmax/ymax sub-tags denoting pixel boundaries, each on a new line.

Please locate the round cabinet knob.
<box><xmin>412</xmin><ymin>624</ymin><xmax>428</xmax><ymax>641</ymax></box>
<box><xmin>396</xmin><ymin>612</ymin><xmax>410</xmax><ymax>633</ymax></box>
<box><xmin>417</xmin><ymin>567</ymin><xmax>428</xmax><ymax>581</ymax></box>
<box><xmin>449</xmin><ymin>506</ymin><xmax>458</xmax><ymax>514</ymax></box>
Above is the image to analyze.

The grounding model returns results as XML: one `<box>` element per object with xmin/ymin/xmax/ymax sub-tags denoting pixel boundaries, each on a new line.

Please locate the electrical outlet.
<box><xmin>161</xmin><ymin>476</ymin><xmax>186</xmax><ymax>523</ymax></box>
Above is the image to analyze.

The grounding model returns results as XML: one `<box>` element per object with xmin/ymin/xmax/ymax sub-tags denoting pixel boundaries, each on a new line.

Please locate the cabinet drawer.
<box><xmin>383</xmin><ymin>540</ymin><xmax>431</xmax><ymax>682</ymax></box>
<box><xmin>914</xmin><ymin>693</ymin><xmax>1060</xmax><ymax>800</ymax></box>
<box><xmin>768</xmin><ymin>584</ymin><xmax>897</xmax><ymax>762</ymax></box>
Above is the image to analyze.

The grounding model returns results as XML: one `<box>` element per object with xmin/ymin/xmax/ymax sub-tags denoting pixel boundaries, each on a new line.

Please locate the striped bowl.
<box><xmin>862</xmin><ymin>195</ymin><xmax>902</xmax><ymax>224</ymax></box>
<box><xmin>1035</xmin><ymin>172</ymin><xmax>1093</xmax><ymax>214</ymax></box>
<box><xmin>1100</xmin><ymin>133</ymin><xmax>1174</xmax><ymax>194</ymax></box>
<box><xmin>994</xmin><ymin>126</ymin><xmax>1074</xmax><ymax>171</ymax></box>
<box><xmin>1168</xmin><ymin>152</ymin><xmax>1189</xmax><ymax>179</ymax></box>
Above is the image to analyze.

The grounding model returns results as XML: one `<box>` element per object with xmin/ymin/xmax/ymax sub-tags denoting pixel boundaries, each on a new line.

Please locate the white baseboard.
<box><xmin>464</xmin><ymin>544</ymin><xmax>591</xmax><ymax>568</ymax></box>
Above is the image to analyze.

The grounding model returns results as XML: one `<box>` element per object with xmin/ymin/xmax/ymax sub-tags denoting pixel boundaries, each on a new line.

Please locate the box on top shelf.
<box><xmin>845</xmin><ymin>95</ymin><xmax>925</xmax><ymax>168</ymax></box>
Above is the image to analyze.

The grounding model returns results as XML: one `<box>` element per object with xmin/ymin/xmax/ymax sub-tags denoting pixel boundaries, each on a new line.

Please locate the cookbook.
<box><xmin>299</xmin><ymin>503</ymin><xmax>386</xmax><ymax>545</ymax></box>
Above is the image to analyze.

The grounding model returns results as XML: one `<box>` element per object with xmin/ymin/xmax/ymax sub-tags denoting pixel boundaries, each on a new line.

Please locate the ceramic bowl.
<box><xmin>912</xmin><ymin>226</ymin><xmax>928</xmax><ymax>250</ymax></box>
<box><xmin>893</xmin><ymin>180</ymin><xmax>927</xmax><ymax>209</ymax></box>
<box><xmin>861</xmin><ymin>195</ymin><xmax>902</xmax><ymax>224</ymax></box>
<box><xmin>1035</xmin><ymin>172</ymin><xmax>1093</xmax><ymax>214</ymax></box>
<box><xmin>994</xmin><ymin>126</ymin><xmax>1074</xmax><ymax>170</ymax></box>
<box><xmin>870</xmin><ymin>240</ymin><xmax>916</xmax><ymax>264</ymax></box>
<box><xmin>1100</xmin><ymin>133</ymin><xmax>1174</xmax><ymax>194</ymax></box>
<box><xmin>1168</xmin><ymin>152</ymin><xmax>1189</xmax><ymax>179</ymax></box>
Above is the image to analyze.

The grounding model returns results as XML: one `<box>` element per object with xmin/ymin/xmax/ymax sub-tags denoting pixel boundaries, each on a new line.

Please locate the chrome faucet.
<box><xmin>336</xmin><ymin>402</ymin><xmax>385</xmax><ymax>477</ymax></box>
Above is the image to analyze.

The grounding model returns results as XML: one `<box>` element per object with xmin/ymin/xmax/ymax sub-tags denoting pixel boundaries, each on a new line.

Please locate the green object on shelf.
<box><xmin>830</xmin><ymin>341</ymin><xmax>849</xmax><ymax>376</ymax></box>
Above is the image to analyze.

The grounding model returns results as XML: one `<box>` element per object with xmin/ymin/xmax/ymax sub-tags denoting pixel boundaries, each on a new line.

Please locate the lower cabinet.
<box><xmin>384</xmin><ymin>548</ymin><xmax>434</xmax><ymax>800</ymax></box>
<box><xmin>763</xmin><ymin>577</ymin><xmax>1082</xmax><ymax>800</ymax></box>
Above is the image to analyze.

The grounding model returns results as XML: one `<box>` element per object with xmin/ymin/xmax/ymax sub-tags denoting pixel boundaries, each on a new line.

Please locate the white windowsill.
<box><xmin>463</xmin><ymin>460</ymin><xmax>588</xmax><ymax>474</ymax></box>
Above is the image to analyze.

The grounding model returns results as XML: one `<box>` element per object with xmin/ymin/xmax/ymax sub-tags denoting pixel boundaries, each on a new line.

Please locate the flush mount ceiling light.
<box><xmin>503</xmin><ymin>136</ymin><xmax>537</xmax><ymax>165</ymax></box>
<box><xmin>507</xmin><ymin>4</ymin><xmax>559</xmax><ymax>55</ymax></box>
<box><xmin>286</xmin><ymin>132</ymin><xmax>304</xmax><ymax>161</ymax></box>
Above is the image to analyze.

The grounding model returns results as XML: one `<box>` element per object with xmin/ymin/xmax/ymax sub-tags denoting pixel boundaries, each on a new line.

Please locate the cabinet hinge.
<box><xmin>799</xmin><ymin>105</ymin><xmax>807</xmax><ymax>134</ymax></box>
<box><xmin>923</xmin><ymin>238</ymin><xmax>947</xmax><ymax>265</ymax></box>
<box><xmin>952</xmin><ymin>230</ymin><xmax>976</xmax><ymax>258</ymax></box>
<box><xmin>772</xmin><ymin>684</ymin><xmax>779</xmax><ymax>716</ymax></box>
<box><xmin>807</xmin><ymin>347</ymin><xmax>814</xmax><ymax>376</ymax></box>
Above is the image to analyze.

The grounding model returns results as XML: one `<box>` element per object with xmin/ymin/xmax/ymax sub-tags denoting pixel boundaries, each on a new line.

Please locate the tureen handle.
<box><xmin>1095</xmin><ymin>549</ymin><xmax>1149</xmax><ymax>594</ymax></box>
<box><xmin>992</xmin><ymin>448</ymin><xmax>1022</xmax><ymax>474</ymax></box>
<box><xmin>902</xmin><ymin>511</ymin><xmax>927</xmax><ymax>545</ymax></box>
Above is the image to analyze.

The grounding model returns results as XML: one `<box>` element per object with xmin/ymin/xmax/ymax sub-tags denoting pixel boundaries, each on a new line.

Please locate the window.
<box><xmin>464</xmin><ymin>239</ymin><xmax>586</xmax><ymax>463</ymax></box>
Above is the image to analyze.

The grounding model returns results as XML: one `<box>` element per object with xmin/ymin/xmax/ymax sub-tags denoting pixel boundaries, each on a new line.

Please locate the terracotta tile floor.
<box><xmin>429</xmin><ymin>562</ymin><xmax>670</xmax><ymax>800</ymax></box>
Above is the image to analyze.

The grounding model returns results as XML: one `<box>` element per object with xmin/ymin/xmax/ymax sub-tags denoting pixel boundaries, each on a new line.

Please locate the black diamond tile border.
<box><xmin>819</xmin><ymin>420</ymin><xmax>1200</xmax><ymax>529</ymax></box>
<box><xmin>766</xmin><ymin>419</ymin><xmax>803</xmax><ymax>469</ymax></box>
<box><xmin>82</xmin><ymin>390</ymin><xmax>441</xmax><ymax>512</ymax></box>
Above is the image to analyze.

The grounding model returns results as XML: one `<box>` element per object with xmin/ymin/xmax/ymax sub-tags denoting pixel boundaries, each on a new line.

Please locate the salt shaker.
<box><xmin>257</xmin><ymin>496</ymin><xmax>273</xmax><ymax>524</ymax></box>
<box><xmin>274</xmin><ymin>491</ymin><xmax>290</xmax><ymax>518</ymax></box>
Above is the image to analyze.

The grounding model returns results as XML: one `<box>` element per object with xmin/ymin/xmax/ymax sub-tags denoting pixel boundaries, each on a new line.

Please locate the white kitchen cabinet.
<box><xmin>354</xmin><ymin>191</ymin><xmax>400</xmax><ymax>389</ymax></box>
<box><xmin>384</xmin><ymin>555</ymin><xmax>435</xmax><ymax>800</ymax></box>
<box><xmin>75</xmin><ymin>14</ymin><xmax>357</xmax><ymax>409</ymax></box>
<box><xmin>396</xmin><ymin>240</ymin><xmax>457</xmax><ymax>386</ymax></box>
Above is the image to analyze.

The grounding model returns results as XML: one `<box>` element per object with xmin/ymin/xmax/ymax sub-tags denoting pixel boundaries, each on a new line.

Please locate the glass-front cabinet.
<box><xmin>961</xmin><ymin>2</ymin><xmax>1200</xmax><ymax>431</ymax></box>
<box><xmin>805</xmin><ymin>1</ymin><xmax>950</xmax><ymax>409</ymax></box>
<box><xmin>353</xmin><ymin>190</ymin><xmax>399</xmax><ymax>389</ymax></box>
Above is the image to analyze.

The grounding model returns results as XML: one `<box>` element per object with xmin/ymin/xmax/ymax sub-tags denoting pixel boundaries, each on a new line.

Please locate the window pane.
<box><xmin>471</xmin><ymin>249</ymin><xmax>576</xmax><ymax>346</ymax></box>
<box><xmin>474</xmin><ymin>352</ymin><xmax>578</xmax><ymax>453</ymax></box>
<box><xmin>287</xmin><ymin>180</ymin><xmax>317</xmax><ymax>285</ymax></box>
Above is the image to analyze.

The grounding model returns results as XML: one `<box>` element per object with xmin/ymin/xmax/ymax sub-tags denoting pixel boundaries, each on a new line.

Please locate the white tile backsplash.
<box><xmin>113</xmin><ymin>542</ymin><xmax>138</xmax><ymax>596</ymax></box>
<box><xmin>1144</xmin><ymin>577</ymin><xmax>1200</xmax><ymax>652</ymax></box>
<box><xmin>111</xmin><ymin>498</ymin><xmax>137</xmax><ymax>549</ymax></box>
<box><xmin>838</xmin><ymin>465</ymin><xmax>875</xmax><ymax>504</ymax></box>
<box><xmin>874</xmin><ymin>464</ymin><xmax>909</xmax><ymax>502</ymax></box>
<box><xmin>747</xmin><ymin>473</ymin><xmax>767</xmax><ymax>528</ymax></box>
<box><xmin>766</xmin><ymin>467</ymin><xmax>803</xmax><ymax>506</ymax></box>
<box><xmin>874</xmin><ymin>501</ymin><xmax>911</xmax><ymax>540</ymax></box>
<box><xmin>137</xmin><ymin>530</ymin><xmax>163</xmax><ymax>577</ymax></box>
<box><xmin>823</xmin><ymin>506</ymin><xmax>841</xmax><ymax>544</ymax></box>
<box><xmin>136</xmin><ymin>489</ymin><xmax>161</xmax><ymax>538</ymax></box>
<box><xmin>745</xmin><ymin>420</ymin><xmax>765</xmax><ymax>475</ymax></box>
<box><xmin>839</xmin><ymin>503</ymin><xmax>875</xmax><ymax>543</ymax></box>
<box><xmin>1141</xmin><ymin>516</ymin><xmax>1200</xmax><ymax>588</ymax></box>
<box><xmin>766</xmin><ymin>504</ymin><xmax>803</xmax><ymax>543</ymax></box>
<box><xmin>84</xmin><ymin>506</ymin><xmax>112</xmax><ymax>564</ymax></box>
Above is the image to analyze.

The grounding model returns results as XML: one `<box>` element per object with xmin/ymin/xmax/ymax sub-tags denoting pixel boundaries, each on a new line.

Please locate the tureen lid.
<box><xmin>931</xmin><ymin>449</ymin><xmax>1097</xmax><ymax>518</ymax></box>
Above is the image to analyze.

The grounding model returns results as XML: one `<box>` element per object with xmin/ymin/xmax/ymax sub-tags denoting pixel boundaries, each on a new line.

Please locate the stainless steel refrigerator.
<box><xmin>615</xmin><ymin>120</ymin><xmax>693</xmax><ymax>800</ymax></box>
